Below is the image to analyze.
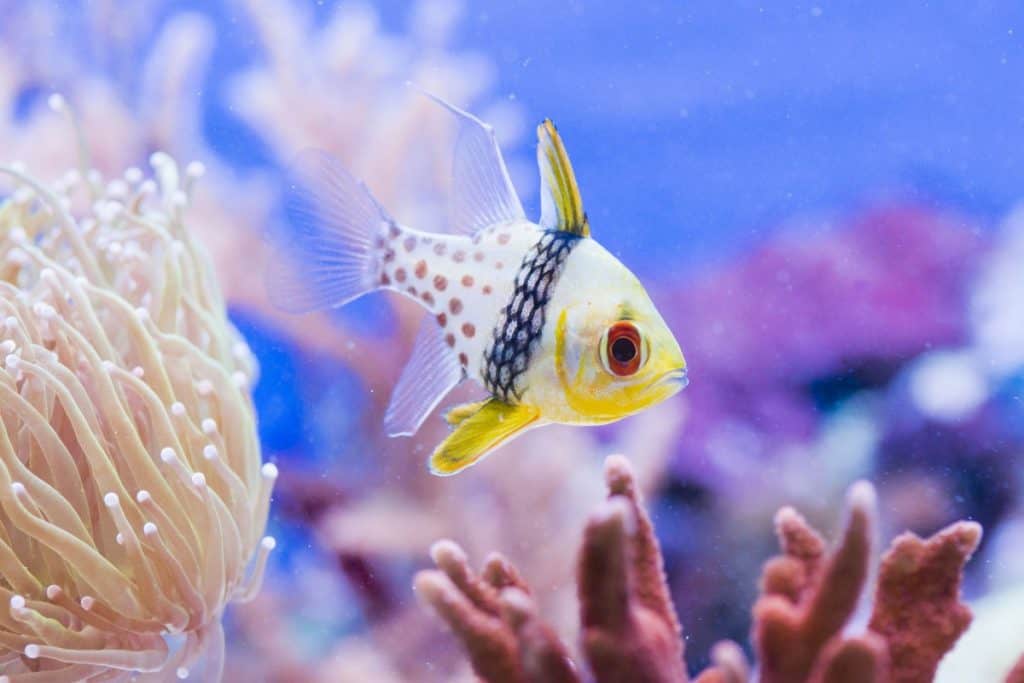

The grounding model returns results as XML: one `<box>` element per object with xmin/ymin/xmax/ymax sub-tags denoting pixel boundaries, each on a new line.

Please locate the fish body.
<box><xmin>374</xmin><ymin>220</ymin><xmax>540</xmax><ymax>386</ymax></box>
<box><xmin>267</xmin><ymin>95</ymin><xmax>687</xmax><ymax>475</ymax></box>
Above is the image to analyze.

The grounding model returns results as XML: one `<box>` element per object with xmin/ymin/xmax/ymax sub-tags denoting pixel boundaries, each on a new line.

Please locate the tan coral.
<box><xmin>0</xmin><ymin>140</ymin><xmax>274</xmax><ymax>680</ymax></box>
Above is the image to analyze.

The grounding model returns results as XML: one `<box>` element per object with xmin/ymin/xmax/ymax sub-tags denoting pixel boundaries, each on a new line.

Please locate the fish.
<box><xmin>266</xmin><ymin>93</ymin><xmax>688</xmax><ymax>476</ymax></box>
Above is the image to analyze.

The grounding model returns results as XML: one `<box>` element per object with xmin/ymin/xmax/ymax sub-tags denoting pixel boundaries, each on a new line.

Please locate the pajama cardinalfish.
<box><xmin>267</xmin><ymin>95</ymin><xmax>688</xmax><ymax>475</ymax></box>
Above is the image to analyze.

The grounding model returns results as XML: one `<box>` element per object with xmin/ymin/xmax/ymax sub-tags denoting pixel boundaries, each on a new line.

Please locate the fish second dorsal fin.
<box><xmin>429</xmin><ymin>399</ymin><xmax>540</xmax><ymax>475</ymax></box>
<box><xmin>413</xmin><ymin>87</ymin><xmax>526</xmax><ymax>235</ymax></box>
<box><xmin>537</xmin><ymin>120</ymin><xmax>589</xmax><ymax>237</ymax></box>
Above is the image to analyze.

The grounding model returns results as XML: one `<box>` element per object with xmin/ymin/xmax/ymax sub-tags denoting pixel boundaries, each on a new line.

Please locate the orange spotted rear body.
<box><xmin>372</xmin><ymin>221</ymin><xmax>540</xmax><ymax>384</ymax></box>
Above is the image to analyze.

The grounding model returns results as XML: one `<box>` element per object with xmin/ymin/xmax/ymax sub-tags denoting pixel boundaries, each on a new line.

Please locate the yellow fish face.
<box><xmin>536</xmin><ymin>239</ymin><xmax>687</xmax><ymax>425</ymax></box>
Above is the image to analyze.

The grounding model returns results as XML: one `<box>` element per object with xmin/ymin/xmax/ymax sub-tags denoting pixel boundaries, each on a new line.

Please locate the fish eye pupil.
<box><xmin>604</xmin><ymin>321</ymin><xmax>643</xmax><ymax>376</ymax></box>
<box><xmin>611</xmin><ymin>337</ymin><xmax>636</xmax><ymax>363</ymax></box>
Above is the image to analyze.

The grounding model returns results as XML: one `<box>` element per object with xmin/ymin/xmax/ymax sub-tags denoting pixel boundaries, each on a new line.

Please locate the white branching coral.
<box><xmin>0</xmin><ymin>113</ymin><xmax>275</xmax><ymax>680</ymax></box>
<box><xmin>230</xmin><ymin>0</ymin><xmax>527</xmax><ymax>231</ymax></box>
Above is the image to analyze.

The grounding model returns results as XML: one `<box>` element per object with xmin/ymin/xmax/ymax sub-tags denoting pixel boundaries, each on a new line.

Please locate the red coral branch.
<box><xmin>868</xmin><ymin>521</ymin><xmax>982</xmax><ymax>683</ymax></box>
<box><xmin>1006</xmin><ymin>653</ymin><xmax>1024</xmax><ymax>683</ymax></box>
<box><xmin>578</xmin><ymin>455</ymin><xmax>687</xmax><ymax>683</ymax></box>
<box><xmin>753</xmin><ymin>482</ymin><xmax>876</xmax><ymax>683</ymax></box>
<box><xmin>413</xmin><ymin>541</ymin><xmax>578</xmax><ymax>683</ymax></box>
<box><xmin>416</xmin><ymin>456</ymin><xmax>989</xmax><ymax>683</ymax></box>
<box><xmin>817</xmin><ymin>633</ymin><xmax>889</xmax><ymax>683</ymax></box>
<box><xmin>692</xmin><ymin>641</ymin><xmax>750</xmax><ymax>683</ymax></box>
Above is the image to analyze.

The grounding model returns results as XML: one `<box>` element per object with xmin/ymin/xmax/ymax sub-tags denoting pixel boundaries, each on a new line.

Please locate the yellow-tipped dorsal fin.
<box><xmin>430</xmin><ymin>399</ymin><xmax>540</xmax><ymax>476</ymax></box>
<box><xmin>537</xmin><ymin>120</ymin><xmax>590</xmax><ymax>237</ymax></box>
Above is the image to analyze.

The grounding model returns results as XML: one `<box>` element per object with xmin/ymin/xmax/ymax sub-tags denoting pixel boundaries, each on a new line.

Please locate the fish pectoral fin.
<box><xmin>430</xmin><ymin>400</ymin><xmax>540</xmax><ymax>476</ymax></box>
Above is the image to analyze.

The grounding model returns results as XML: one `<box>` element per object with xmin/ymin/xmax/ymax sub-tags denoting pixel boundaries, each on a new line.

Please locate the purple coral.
<box><xmin>662</xmin><ymin>206</ymin><xmax>990</xmax><ymax>485</ymax></box>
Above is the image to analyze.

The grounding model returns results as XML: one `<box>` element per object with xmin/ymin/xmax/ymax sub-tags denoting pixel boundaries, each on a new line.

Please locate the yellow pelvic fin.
<box><xmin>444</xmin><ymin>400</ymin><xmax>489</xmax><ymax>427</ymax></box>
<box><xmin>430</xmin><ymin>399</ymin><xmax>540</xmax><ymax>476</ymax></box>
<box><xmin>537</xmin><ymin>119</ymin><xmax>589</xmax><ymax>237</ymax></box>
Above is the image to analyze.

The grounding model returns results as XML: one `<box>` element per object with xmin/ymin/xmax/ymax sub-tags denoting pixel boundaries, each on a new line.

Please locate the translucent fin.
<box><xmin>384</xmin><ymin>315</ymin><xmax>464</xmax><ymax>437</ymax></box>
<box><xmin>265</xmin><ymin>149</ymin><xmax>391</xmax><ymax>314</ymax></box>
<box><xmin>429</xmin><ymin>400</ymin><xmax>540</xmax><ymax>476</ymax></box>
<box><xmin>537</xmin><ymin>120</ymin><xmax>589</xmax><ymax>237</ymax></box>
<box><xmin>416</xmin><ymin>89</ymin><xmax>525</xmax><ymax>234</ymax></box>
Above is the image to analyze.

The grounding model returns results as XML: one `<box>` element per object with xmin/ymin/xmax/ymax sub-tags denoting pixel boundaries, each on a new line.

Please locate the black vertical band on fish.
<box><xmin>482</xmin><ymin>230</ymin><xmax>581</xmax><ymax>402</ymax></box>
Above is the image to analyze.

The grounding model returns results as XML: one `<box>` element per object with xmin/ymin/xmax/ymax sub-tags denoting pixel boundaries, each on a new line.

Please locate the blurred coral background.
<box><xmin>2</xmin><ymin>1</ymin><xmax>1023</xmax><ymax>680</ymax></box>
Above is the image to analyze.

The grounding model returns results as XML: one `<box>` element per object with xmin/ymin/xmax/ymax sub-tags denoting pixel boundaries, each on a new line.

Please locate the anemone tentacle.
<box><xmin>0</xmin><ymin>133</ymin><xmax>274</xmax><ymax>680</ymax></box>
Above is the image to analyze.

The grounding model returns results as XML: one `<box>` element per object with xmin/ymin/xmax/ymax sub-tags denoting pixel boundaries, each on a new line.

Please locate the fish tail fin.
<box><xmin>266</xmin><ymin>149</ymin><xmax>391</xmax><ymax>314</ymax></box>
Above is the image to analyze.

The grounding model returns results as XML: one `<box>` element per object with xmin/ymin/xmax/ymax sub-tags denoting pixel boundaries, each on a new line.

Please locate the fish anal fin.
<box><xmin>384</xmin><ymin>316</ymin><xmax>464</xmax><ymax>437</ymax></box>
<box><xmin>429</xmin><ymin>400</ymin><xmax>540</xmax><ymax>476</ymax></box>
<box><xmin>537</xmin><ymin>119</ymin><xmax>589</xmax><ymax>237</ymax></box>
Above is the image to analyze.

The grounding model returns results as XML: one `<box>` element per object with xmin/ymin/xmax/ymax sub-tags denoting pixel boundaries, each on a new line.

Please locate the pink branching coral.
<box><xmin>576</xmin><ymin>457</ymin><xmax>686</xmax><ymax>682</ymax></box>
<box><xmin>415</xmin><ymin>455</ymin><xmax>738</xmax><ymax>682</ymax></box>
<box><xmin>1008</xmin><ymin>655</ymin><xmax>1024</xmax><ymax>683</ymax></box>
<box><xmin>755</xmin><ymin>492</ymin><xmax>983</xmax><ymax>683</ymax></box>
<box><xmin>0</xmin><ymin>136</ymin><xmax>275</xmax><ymax>678</ymax></box>
<box><xmin>417</xmin><ymin>454</ymin><xmax>1010</xmax><ymax>683</ymax></box>
<box><xmin>753</xmin><ymin>486</ymin><xmax>878</xmax><ymax>682</ymax></box>
<box><xmin>415</xmin><ymin>541</ymin><xmax>578</xmax><ymax>683</ymax></box>
<box><xmin>218</xmin><ymin>0</ymin><xmax>529</xmax><ymax>379</ymax></box>
<box><xmin>869</xmin><ymin>523</ymin><xmax>984</xmax><ymax>683</ymax></box>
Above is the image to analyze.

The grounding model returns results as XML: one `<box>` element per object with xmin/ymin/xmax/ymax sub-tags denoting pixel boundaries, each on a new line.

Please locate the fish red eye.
<box><xmin>603</xmin><ymin>322</ymin><xmax>643</xmax><ymax>376</ymax></box>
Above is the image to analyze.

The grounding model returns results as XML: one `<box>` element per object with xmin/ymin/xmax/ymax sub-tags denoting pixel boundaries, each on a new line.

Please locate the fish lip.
<box><xmin>651</xmin><ymin>367</ymin><xmax>689</xmax><ymax>391</ymax></box>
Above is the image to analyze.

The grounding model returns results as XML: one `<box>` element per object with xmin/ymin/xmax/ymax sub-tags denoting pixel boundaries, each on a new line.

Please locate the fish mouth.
<box><xmin>650</xmin><ymin>367</ymin><xmax>689</xmax><ymax>392</ymax></box>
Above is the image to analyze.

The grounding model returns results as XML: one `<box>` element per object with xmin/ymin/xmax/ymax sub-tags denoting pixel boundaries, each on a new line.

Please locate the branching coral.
<box><xmin>220</xmin><ymin>0</ymin><xmax>528</xmax><ymax>382</ymax></box>
<box><xmin>415</xmin><ymin>541</ymin><xmax>578</xmax><ymax>683</ymax></box>
<box><xmin>752</xmin><ymin>487</ymin><xmax>878</xmax><ymax>682</ymax></box>
<box><xmin>417</xmin><ymin>454</ymin><xmax>1006</xmax><ymax>683</ymax></box>
<box><xmin>0</xmin><ymin>135</ymin><xmax>274</xmax><ymax>679</ymax></box>
<box><xmin>576</xmin><ymin>457</ymin><xmax>685</xmax><ymax>682</ymax></box>
<box><xmin>1008</xmin><ymin>655</ymin><xmax>1024</xmax><ymax>683</ymax></box>
<box><xmin>868</xmin><ymin>524</ymin><xmax>983</xmax><ymax>683</ymax></box>
<box><xmin>415</xmin><ymin>455</ymin><xmax>729</xmax><ymax>682</ymax></box>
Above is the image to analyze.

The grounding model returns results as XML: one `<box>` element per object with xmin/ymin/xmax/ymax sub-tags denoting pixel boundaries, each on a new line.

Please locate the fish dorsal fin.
<box><xmin>384</xmin><ymin>315</ymin><xmax>464</xmax><ymax>437</ymax></box>
<box><xmin>416</xmin><ymin>89</ymin><xmax>525</xmax><ymax>235</ymax></box>
<box><xmin>429</xmin><ymin>399</ymin><xmax>540</xmax><ymax>476</ymax></box>
<box><xmin>537</xmin><ymin>120</ymin><xmax>589</xmax><ymax>237</ymax></box>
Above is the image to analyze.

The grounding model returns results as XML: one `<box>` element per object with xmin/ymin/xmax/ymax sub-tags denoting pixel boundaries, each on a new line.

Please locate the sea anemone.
<box><xmin>0</xmin><ymin>99</ymin><xmax>275</xmax><ymax>680</ymax></box>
